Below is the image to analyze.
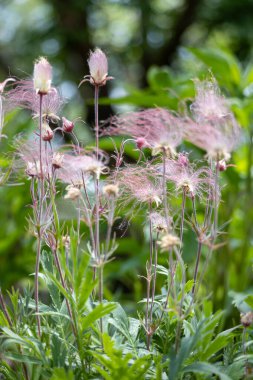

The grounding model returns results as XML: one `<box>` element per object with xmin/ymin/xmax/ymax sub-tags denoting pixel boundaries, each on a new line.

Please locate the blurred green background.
<box><xmin>0</xmin><ymin>0</ymin><xmax>253</xmax><ymax>319</ymax></box>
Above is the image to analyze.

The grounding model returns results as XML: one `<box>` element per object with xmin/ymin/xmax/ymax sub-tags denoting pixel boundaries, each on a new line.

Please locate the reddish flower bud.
<box><xmin>216</xmin><ymin>159</ymin><xmax>227</xmax><ymax>172</ymax></box>
<box><xmin>62</xmin><ymin>117</ymin><xmax>74</xmax><ymax>133</ymax></box>
<box><xmin>135</xmin><ymin>137</ymin><xmax>150</xmax><ymax>150</ymax></box>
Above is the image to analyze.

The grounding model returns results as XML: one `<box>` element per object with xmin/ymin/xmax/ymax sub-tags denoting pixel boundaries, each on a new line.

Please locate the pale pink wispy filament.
<box><xmin>158</xmin><ymin>155</ymin><xmax>214</xmax><ymax>199</ymax></box>
<box><xmin>6</xmin><ymin>80</ymin><xmax>64</xmax><ymax>120</ymax></box>
<box><xmin>185</xmin><ymin>79</ymin><xmax>241</xmax><ymax>161</ymax></box>
<box><xmin>57</xmin><ymin>151</ymin><xmax>108</xmax><ymax>186</ymax></box>
<box><xmin>117</xmin><ymin>166</ymin><xmax>163</xmax><ymax>207</ymax></box>
<box><xmin>103</xmin><ymin>108</ymin><xmax>183</xmax><ymax>156</ymax></box>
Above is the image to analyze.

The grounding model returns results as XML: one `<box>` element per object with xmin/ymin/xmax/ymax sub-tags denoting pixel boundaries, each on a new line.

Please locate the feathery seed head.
<box><xmin>104</xmin><ymin>108</ymin><xmax>182</xmax><ymax>157</ymax></box>
<box><xmin>158</xmin><ymin>234</ymin><xmax>180</xmax><ymax>251</ymax></box>
<box><xmin>103</xmin><ymin>184</ymin><xmax>119</xmax><ymax>198</ymax></box>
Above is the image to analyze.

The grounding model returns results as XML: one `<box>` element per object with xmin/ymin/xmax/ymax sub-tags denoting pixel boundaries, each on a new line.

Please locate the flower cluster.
<box><xmin>184</xmin><ymin>78</ymin><xmax>240</xmax><ymax>161</ymax></box>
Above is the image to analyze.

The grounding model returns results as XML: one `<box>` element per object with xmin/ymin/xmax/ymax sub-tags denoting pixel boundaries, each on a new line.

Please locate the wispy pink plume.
<box><xmin>117</xmin><ymin>165</ymin><xmax>162</xmax><ymax>206</ymax></box>
<box><xmin>102</xmin><ymin>108</ymin><xmax>183</xmax><ymax>155</ymax></box>
<box><xmin>6</xmin><ymin>80</ymin><xmax>64</xmax><ymax>119</ymax></box>
<box><xmin>158</xmin><ymin>154</ymin><xmax>214</xmax><ymax>198</ymax></box>
<box><xmin>15</xmin><ymin>139</ymin><xmax>53</xmax><ymax>179</ymax></box>
<box><xmin>185</xmin><ymin>79</ymin><xmax>241</xmax><ymax>160</ymax></box>
<box><xmin>57</xmin><ymin>150</ymin><xmax>109</xmax><ymax>185</ymax></box>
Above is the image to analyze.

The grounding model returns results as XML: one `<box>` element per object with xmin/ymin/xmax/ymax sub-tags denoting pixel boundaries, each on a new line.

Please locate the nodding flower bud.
<box><xmin>62</xmin><ymin>117</ymin><xmax>74</xmax><ymax>133</ymax></box>
<box><xmin>135</xmin><ymin>137</ymin><xmax>150</xmax><ymax>150</ymax></box>
<box><xmin>103</xmin><ymin>184</ymin><xmax>119</xmax><ymax>198</ymax></box>
<box><xmin>241</xmin><ymin>312</ymin><xmax>253</xmax><ymax>328</ymax></box>
<box><xmin>42</xmin><ymin>122</ymin><xmax>54</xmax><ymax>141</ymax></box>
<box><xmin>33</xmin><ymin>57</ymin><xmax>52</xmax><ymax>95</ymax></box>
<box><xmin>158</xmin><ymin>234</ymin><xmax>180</xmax><ymax>251</ymax></box>
<box><xmin>64</xmin><ymin>185</ymin><xmax>81</xmax><ymax>201</ymax></box>
<box><xmin>216</xmin><ymin>159</ymin><xmax>227</xmax><ymax>172</ymax></box>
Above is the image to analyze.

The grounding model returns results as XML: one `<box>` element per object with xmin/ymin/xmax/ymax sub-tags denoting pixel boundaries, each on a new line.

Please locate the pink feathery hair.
<box><xmin>117</xmin><ymin>165</ymin><xmax>163</xmax><ymax>206</ymax></box>
<box><xmin>184</xmin><ymin>78</ymin><xmax>241</xmax><ymax>160</ymax></box>
<box><xmin>157</xmin><ymin>154</ymin><xmax>215</xmax><ymax>199</ymax></box>
<box><xmin>102</xmin><ymin>108</ymin><xmax>183</xmax><ymax>154</ymax></box>
<box><xmin>6</xmin><ymin>80</ymin><xmax>64</xmax><ymax>119</ymax></box>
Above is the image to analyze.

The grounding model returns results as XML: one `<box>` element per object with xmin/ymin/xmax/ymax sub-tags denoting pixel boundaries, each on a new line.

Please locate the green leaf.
<box><xmin>182</xmin><ymin>361</ymin><xmax>231</xmax><ymax>380</ymax></box>
<box><xmin>245</xmin><ymin>295</ymin><xmax>253</xmax><ymax>309</ymax></box>
<box><xmin>81</xmin><ymin>303</ymin><xmax>116</xmax><ymax>332</ymax></box>
<box><xmin>188</xmin><ymin>47</ymin><xmax>241</xmax><ymax>88</ymax></box>
<box><xmin>4</xmin><ymin>352</ymin><xmax>42</xmax><ymax>365</ymax></box>
<box><xmin>147</xmin><ymin>66</ymin><xmax>173</xmax><ymax>91</ymax></box>
<box><xmin>50</xmin><ymin>368</ymin><xmax>74</xmax><ymax>380</ymax></box>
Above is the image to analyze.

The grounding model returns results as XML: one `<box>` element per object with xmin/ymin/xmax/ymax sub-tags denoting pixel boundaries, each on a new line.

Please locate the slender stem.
<box><xmin>105</xmin><ymin>198</ymin><xmax>116</xmax><ymax>258</ymax></box>
<box><xmin>191</xmin><ymin>196</ymin><xmax>198</xmax><ymax>228</ymax></box>
<box><xmin>150</xmin><ymin>232</ymin><xmax>159</xmax><ymax>322</ymax></box>
<box><xmin>35</xmin><ymin>93</ymin><xmax>44</xmax><ymax>338</ymax></box>
<box><xmin>94</xmin><ymin>84</ymin><xmax>103</xmax><ymax>340</ymax></box>
<box><xmin>195</xmin><ymin>161</ymin><xmax>220</xmax><ymax>295</ymax></box>
<box><xmin>191</xmin><ymin>241</ymin><xmax>203</xmax><ymax>298</ymax></box>
<box><xmin>174</xmin><ymin>246</ymin><xmax>186</xmax><ymax>352</ymax></box>
<box><xmin>179</xmin><ymin>189</ymin><xmax>186</xmax><ymax>249</ymax></box>
<box><xmin>213</xmin><ymin>162</ymin><xmax>219</xmax><ymax>240</ymax></box>
<box><xmin>162</xmin><ymin>151</ymin><xmax>170</xmax><ymax>231</ymax></box>
<box><xmin>145</xmin><ymin>202</ymin><xmax>153</xmax><ymax>350</ymax></box>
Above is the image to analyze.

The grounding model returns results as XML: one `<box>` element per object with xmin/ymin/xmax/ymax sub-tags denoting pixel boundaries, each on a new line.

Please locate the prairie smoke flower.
<box><xmin>57</xmin><ymin>151</ymin><xmax>108</xmax><ymax>185</ymax></box>
<box><xmin>118</xmin><ymin>166</ymin><xmax>162</xmax><ymax>207</ymax></box>
<box><xmin>25</xmin><ymin>161</ymin><xmax>45</xmax><ymax>179</ymax></box>
<box><xmin>185</xmin><ymin>79</ymin><xmax>240</xmax><ymax>161</ymax></box>
<box><xmin>16</xmin><ymin>140</ymin><xmax>51</xmax><ymax>179</ymax></box>
<box><xmin>79</xmin><ymin>48</ymin><xmax>113</xmax><ymax>87</ymax></box>
<box><xmin>191</xmin><ymin>79</ymin><xmax>229</xmax><ymax>123</ymax></box>
<box><xmin>150</xmin><ymin>212</ymin><xmax>170</xmax><ymax>233</ymax></box>
<box><xmin>103</xmin><ymin>108</ymin><xmax>182</xmax><ymax>157</ymax></box>
<box><xmin>52</xmin><ymin>152</ymin><xmax>64</xmax><ymax>169</ymax></box>
<box><xmin>64</xmin><ymin>185</ymin><xmax>81</xmax><ymax>201</ymax></box>
<box><xmin>103</xmin><ymin>183</ymin><xmax>119</xmax><ymax>198</ymax></box>
<box><xmin>184</xmin><ymin>117</ymin><xmax>239</xmax><ymax>162</ymax></box>
<box><xmin>158</xmin><ymin>234</ymin><xmax>180</xmax><ymax>251</ymax></box>
<box><xmin>33</xmin><ymin>57</ymin><xmax>52</xmax><ymax>95</ymax></box>
<box><xmin>159</xmin><ymin>155</ymin><xmax>214</xmax><ymax>198</ymax></box>
<box><xmin>7</xmin><ymin>81</ymin><xmax>63</xmax><ymax>121</ymax></box>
